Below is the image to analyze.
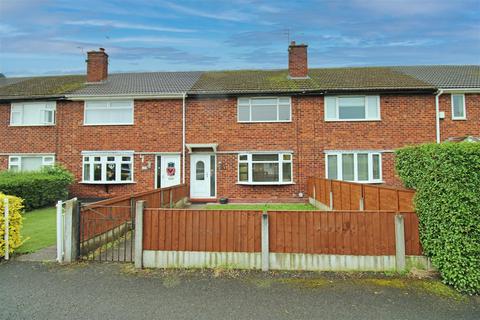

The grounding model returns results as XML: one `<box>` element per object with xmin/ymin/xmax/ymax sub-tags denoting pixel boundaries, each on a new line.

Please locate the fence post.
<box><xmin>3</xmin><ymin>197</ymin><xmax>9</xmax><ymax>260</ymax></box>
<box><xmin>329</xmin><ymin>191</ymin><xmax>333</xmax><ymax>210</ymax></box>
<box><xmin>63</xmin><ymin>198</ymin><xmax>79</xmax><ymax>263</ymax></box>
<box><xmin>359</xmin><ymin>197</ymin><xmax>364</xmax><ymax>211</ymax></box>
<box><xmin>56</xmin><ymin>200</ymin><xmax>64</xmax><ymax>263</ymax></box>
<box><xmin>261</xmin><ymin>211</ymin><xmax>269</xmax><ymax>271</ymax></box>
<box><xmin>160</xmin><ymin>190</ymin><xmax>164</xmax><ymax>208</ymax></box>
<box><xmin>169</xmin><ymin>189</ymin><xmax>173</xmax><ymax>208</ymax></box>
<box><xmin>394</xmin><ymin>214</ymin><xmax>406</xmax><ymax>272</ymax></box>
<box><xmin>134</xmin><ymin>200</ymin><xmax>145</xmax><ymax>269</ymax></box>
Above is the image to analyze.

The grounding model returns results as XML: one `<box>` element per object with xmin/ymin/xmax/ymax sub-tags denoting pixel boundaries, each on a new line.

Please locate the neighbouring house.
<box><xmin>0</xmin><ymin>43</ymin><xmax>479</xmax><ymax>202</ymax></box>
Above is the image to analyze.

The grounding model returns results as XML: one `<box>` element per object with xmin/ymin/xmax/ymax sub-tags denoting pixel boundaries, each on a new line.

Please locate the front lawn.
<box><xmin>205</xmin><ymin>203</ymin><xmax>317</xmax><ymax>211</ymax></box>
<box><xmin>17</xmin><ymin>207</ymin><xmax>56</xmax><ymax>254</ymax></box>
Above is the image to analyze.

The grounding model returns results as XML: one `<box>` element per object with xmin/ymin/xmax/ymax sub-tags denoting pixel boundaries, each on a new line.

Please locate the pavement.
<box><xmin>14</xmin><ymin>245</ymin><xmax>57</xmax><ymax>262</ymax></box>
<box><xmin>1</xmin><ymin>261</ymin><xmax>478</xmax><ymax>320</ymax></box>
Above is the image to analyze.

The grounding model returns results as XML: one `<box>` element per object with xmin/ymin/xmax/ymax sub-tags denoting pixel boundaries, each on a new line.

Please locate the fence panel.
<box><xmin>143</xmin><ymin>209</ymin><xmax>262</xmax><ymax>252</ymax></box>
<box><xmin>269</xmin><ymin>210</ymin><xmax>401</xmax><ymax>256</ymax></box>
<box><xmin>308</xmin><ymin>177</ymin><xmax>415</xmax><ymax>212</ymax></box>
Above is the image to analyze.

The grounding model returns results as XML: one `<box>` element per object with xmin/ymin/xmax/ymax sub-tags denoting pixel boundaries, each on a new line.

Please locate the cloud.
<box><xmin>160</xmin><ymin>1</ymin><xmax>252</xmax><ymax>22</ymax></box>
<box><xmin>350</xmin><ymin>0</ymin><xmax>462</xmax><ymax>16</ymax></box>
<box><xmin>110</xmin><ymin>46</ymin><xmax>219</xmax><ymax>64</ymax></box>
<box><xmin>0</xmin><ymin>23</ymin><xmax>28</xmax><ymax>37</ymax></box>
<box><xmin>64</xmin><ymin>19</ymin><xmax>196</xmax><ymax>33</ymax></box>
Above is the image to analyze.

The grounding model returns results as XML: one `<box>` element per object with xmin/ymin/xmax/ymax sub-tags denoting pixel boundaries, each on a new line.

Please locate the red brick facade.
<box><xmin>86</xmin><ymin>49</ymin><xmax>108</xmax><ymax>83</ymax></box>
<box><xmin>0</xmin><ymin>93</ymin><xmax>478</xmax><ymax>201</ymax></box>
<box><xmin>288</xmin><ymin>42</ymin><xmax>308</xmax><ymax>78</ymax></box>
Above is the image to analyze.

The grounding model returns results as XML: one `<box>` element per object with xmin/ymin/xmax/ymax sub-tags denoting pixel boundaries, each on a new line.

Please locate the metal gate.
<box><xmin>79</xmin><ymin>202</ymin><xmax>135</xmax><ymax>262</ymax></box>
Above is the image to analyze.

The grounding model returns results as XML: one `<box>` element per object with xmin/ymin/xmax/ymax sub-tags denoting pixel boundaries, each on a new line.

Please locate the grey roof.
<box><xmin>0</xmin><ymin>76</ymin><xmax>32</xmax><ymax>88</ymax></box>
<box><xmin>69</xmin><ymin>72</ymin><xmax>203</xmax><ymax>96</ymax></box>
<box><xmin>394</xmin><ymin>65</ymin><xmax>480</xmax><ymax>88</ymax></box>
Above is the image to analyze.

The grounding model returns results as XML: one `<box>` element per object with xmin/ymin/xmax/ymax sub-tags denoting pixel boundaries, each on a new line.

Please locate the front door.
<box><xmin>190</xmin><ymin>154</ymin><xmax>216</xmax><ymax>198</ymax></box>
<box><xmin>156</xmin><ymin>155</ymin><xmax>181</xmax><ymax>188</ymax></box>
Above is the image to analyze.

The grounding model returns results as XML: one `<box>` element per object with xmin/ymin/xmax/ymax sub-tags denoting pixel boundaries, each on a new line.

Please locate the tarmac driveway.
<box><xmin>0</xmin><ymin>261</ymin><xmax>478</xmax><ymax>320</ymax></box>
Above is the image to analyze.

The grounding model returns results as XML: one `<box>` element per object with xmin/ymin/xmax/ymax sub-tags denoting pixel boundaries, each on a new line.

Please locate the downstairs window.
<box><xmin>8</xmin><ymin>155</ymin><xmax>55</xmax><ymax>171</ymax></box>
<box><xmin>82</xmin><ymin>152</ymin><xmax>134</xmax><ymax>184</ymax></box>
<box><xmin>238</xmin><ymin>153</ymin><xmax>293</xmax><ymax>184</ymax></box>
<box><xmin>326</xmin><ymin>152</ymin><xmax>382</xmax><ymax>183</ymax></box>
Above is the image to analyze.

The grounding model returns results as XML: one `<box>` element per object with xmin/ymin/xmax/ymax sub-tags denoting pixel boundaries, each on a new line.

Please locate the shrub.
<box><xmin>0</xmin><ymin>193</ymin><xmax>24</xmax><ymax>258</ymax></box>
<box><xmin>395</xmin><ymin>142</ymin><xmax>480</xmax><ymax>294</ymax></box>
<box><xmin>0</xmin><ymin>166</ymin><xmax>74</xmax><ymax>211</ymax></box>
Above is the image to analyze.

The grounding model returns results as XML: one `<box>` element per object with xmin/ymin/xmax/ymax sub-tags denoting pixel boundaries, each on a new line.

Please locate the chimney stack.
<box><xmin>288</xmin><ymin>41</ymin><xmax>308</xmax><ymax>79</ymax></box>
<box><xmin>86</xmin><ymin>48</ymin><xmax>108</xmax><ymax>82</ymax></box>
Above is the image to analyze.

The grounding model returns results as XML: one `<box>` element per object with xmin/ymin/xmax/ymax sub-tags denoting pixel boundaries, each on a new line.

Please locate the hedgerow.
<box><xmin>395</xmin><ymin>142</ymin><xmax>480</xmax><ymax>294</ymax></box>
<box><xmin>0</xmin><ymin>166</ymin><xmax>74</xmax><ymax>211</ymax></box>
<box><xmin>0</xmin><ymin>193</ymin><xmax>24</xmax><ymax>258</ymax></box>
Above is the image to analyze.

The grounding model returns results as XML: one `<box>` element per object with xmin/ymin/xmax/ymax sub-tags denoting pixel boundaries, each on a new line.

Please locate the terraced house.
<box><xmin>0</xmin><ymin>43</ymin><xmax>479</xmax><ymax>202</ymax></box>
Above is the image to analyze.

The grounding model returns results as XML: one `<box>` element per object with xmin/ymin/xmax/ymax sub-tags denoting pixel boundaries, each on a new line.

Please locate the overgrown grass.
<box><xmin>17</xmin><ymin>207</ymin><xmax>56</xmax><ymax>254</ymax></box>
<box><xmin>205</xmin><ymin>203</ymin><xmax>317</xmax><ymax>211</ymax></box>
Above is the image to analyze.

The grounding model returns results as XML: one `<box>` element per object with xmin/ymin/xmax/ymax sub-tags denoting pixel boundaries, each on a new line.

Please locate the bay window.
<box><xmin>10</xmin><ymin>102</ymin><xmax>56</xmax><ymax>126</ymax></box>
<box><xmin>8</xmin><ymin>155</ymin><xmax>55</xmax><ymax>171</ymax></box>
<box><xmin>238</xmin><ymin>97</ymin><xmax>291</xmax><ymax>122</ymax></box>
<box><xmin>82</xmin><ymin>152</ymin><xmax>134</xmax><ymax>184</ymax></box>
<box><xmin>325</xmin><ymin>96</ymin><xmax>380</xmax><ymax>121</ymax></box>
<box><xmin>326</xmin><ymin>152</ymin><xmax>382</xmax><ymax>183</ymax></box>
<box><xmin>238</xmin><ymin>153</ymin><xmax>293</xmax><ymax>184</ymax></box>
<box><xmin>84</xmin><ymin>100</ymin><xmax>134</xmax><ymax>125</ymax></box>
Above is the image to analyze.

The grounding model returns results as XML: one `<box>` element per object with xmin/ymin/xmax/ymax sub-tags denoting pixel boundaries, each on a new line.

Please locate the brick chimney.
<box><xmin>86</xmin><ymin>48</ymin><xmax>108</xmax><ymax>82</ymax></box>
<box><xmin>288</xmin><ymin>41</ymin><xmax>308</xmax><ymax>79</ymax></box>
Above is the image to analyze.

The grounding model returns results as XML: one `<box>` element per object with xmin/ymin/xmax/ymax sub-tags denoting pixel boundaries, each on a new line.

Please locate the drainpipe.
<box><xmin>182</xmin><ymin>92</ymin><xmax>186</xmax><ymax>184</ymax></box>
<box><xmin>435</xmin><ymin>89</ymin><xmax>443</xmax><ymax>143</ymax></box>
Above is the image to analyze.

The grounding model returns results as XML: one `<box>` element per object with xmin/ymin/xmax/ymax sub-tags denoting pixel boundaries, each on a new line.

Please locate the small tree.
<box><xmin>396</xmin><ymin>142</ymin><xmax>480</xmax><ymax>294</ymax></box>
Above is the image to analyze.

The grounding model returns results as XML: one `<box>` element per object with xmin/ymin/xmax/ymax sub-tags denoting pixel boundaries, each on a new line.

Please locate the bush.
<box><xmin>0</xmin><ymin>166</ymin><xmax>74</xmax><ymax>211</ymax></box>
<box><xmin>395</xmin><ymin>142</ymin><xmax>480</xmax><ymax>294</ymax></box>
<box><xmin>0</xmin><ymin>193</ymin><xmax>24</xmax><ymax>258</ymax></box>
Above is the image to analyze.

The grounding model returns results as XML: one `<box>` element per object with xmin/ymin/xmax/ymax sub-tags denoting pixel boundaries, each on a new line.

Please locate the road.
<box><xmin>0</xmin><ymin>261</ymin><xmax>478</xmax><ymax>320</ymax></box>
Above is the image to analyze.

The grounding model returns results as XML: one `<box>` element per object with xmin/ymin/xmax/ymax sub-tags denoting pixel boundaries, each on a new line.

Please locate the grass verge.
<box><xmin>17</xmin><ymin>206</ymin><xmax>56</xmax><ymax>254</ymax></box>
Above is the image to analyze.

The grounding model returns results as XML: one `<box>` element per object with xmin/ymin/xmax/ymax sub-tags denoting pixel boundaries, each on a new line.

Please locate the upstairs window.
<box><xmin>325</xmin><ymin>96</ymin><xmax>380</xmax><ymax>121</ymax></box>
<box><xmin>238</xmin><ymin>153</ymin><xmax>293</xmax><ymax>184</ymax></box>
<box><xmin>10</xmin><ymin>102</ymin><xmax>56</xmax><ymax>126</ymax></box>
<box><xmin>238</xmin><ymin>97</ymin><xmax>291</xmax><ymax>122</ymax></box>
<box><xmin>451</xmin><ymin>94</ymin><xmax>466</xmax><ymax>120</ymax></box>
<box><xmin>326</xmin><ymin>152</ymin><xmax>382</xmax><ymax>183</ymax></box>
<box><xmin>84</xmin><ymin>100</ymin><xmax>134</xmax><ymax>125</ymax></box>
<box><xmin>9</xmin><ymin>155</ymin><xmax>55</xmax><ymax>171</ymax></box>
<box><xmin>82</xmin><ymin>152</ymin><xmax>134</xmax><ymax>184</ymax></box>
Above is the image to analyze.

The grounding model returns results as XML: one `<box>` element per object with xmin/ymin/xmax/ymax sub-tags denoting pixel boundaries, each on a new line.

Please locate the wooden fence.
<box><xmin>80</xmin><ymin>184</ymin><xmax>189</xmax><ymax>241</ymax></box>
<box><xmin>307</xmin><ymin>177</ymin><xmax>415</xmax><ymax>212</ymax></box>
<box><xmin>142</xmin><ymin>209</ymin><xmax>422</xmax><ymax>256</ymax></box>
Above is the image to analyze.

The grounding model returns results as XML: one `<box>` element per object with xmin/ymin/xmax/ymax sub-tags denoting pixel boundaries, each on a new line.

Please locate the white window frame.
<box><xmin>10</xmin><ymin>101</ymin><xmax>56</xmax><ymax>126</ymax></box>
<box><xmin>237</xmin><ymin>97</ymin><xmax>292</xmax><ymax>123</ymax></box>
<box><xmin>8</xmin><ymin>155</ymin><xmax>55</xmax><ymax>171</ymax></box>
<box><xmin>324</xmin><ymin>96</ymin><xmax>381</xmax><ymax>122</ymax></box>
<box><xmin>451</xmin><ymin>94</ymin><xmax>466</xmax><ymax>120</ymax></box>
<box><xmin>237</xmin><ymin>152</ymin><xmax>293</xmax><ymax>185</ymax></box>
<box><xmin>81</xmin><ymin>151</ymin><xmax>134</xmax><ymax>184</ymax></box>
<box><xmin>83</xmin><ymin>100</ymin><xmax>134</xmax><ymax>126</ymax></box>
<box><xmin>325</xmin><ymin>151</ymin><xmax>383</xmax><ymax>183</ymax></box>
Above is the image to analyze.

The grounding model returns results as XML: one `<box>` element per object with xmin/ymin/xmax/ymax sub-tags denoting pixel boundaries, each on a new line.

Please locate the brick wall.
<box><xmin>0</xmin><ymin>93</ymin><xmax>478</xmax><ymax>201</ymax></box>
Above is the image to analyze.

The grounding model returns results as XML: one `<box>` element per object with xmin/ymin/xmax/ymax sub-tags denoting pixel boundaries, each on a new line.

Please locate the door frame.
<box><xmin>190</xmin><ymin>153</ymin><xmax>217</xmax><ymax>199</ymax></box>
<box><xmin>154</xmin><ymin>153</ymin><xmax>182</xmax><ymax>189</ymax></box>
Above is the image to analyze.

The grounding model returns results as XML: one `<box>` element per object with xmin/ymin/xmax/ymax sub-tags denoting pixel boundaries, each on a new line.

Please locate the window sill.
<box><xmin>9</xmin><ymin>124</ymin><xmax>55</xmax><ymax>127</ymax></box>
<box><xmin>451</xmin><ymin>118</ymin><xmax>467</xmax><ymax>121</ymax></box>
<box><xmin>236</xmin><ymin>182</ymin><xmax>295</xmax><ymax>186</ymax></box>
<box><xmin>237</xmin><ymin>120</ymin><xmax>292</xmax><ymax>124</ymax></box>
<box><xmin>80</xmin><ymin>181</ymin><xmax>136</xmax><ymax>185</ymax></box>
<box><xmin>83</xmin><ymin>123</ymin><xmax>134</xmax><ymax>126</ymax></box>
<box><xmin>324</xmin><ymin>119</ymin><xmax>381</xmax><ymax>122</ymax></box>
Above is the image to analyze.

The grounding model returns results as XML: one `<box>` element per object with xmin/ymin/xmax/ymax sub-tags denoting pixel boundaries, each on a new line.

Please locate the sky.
<box><xmin>0</xmin><ymin>0</ymin><xmax>479</xmax><ymax>77</ymax></box>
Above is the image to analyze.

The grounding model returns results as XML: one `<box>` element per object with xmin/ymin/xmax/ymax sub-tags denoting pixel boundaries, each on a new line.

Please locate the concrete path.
<box><xmin>0</xmin><ymin>261</ymin><xmax>478</xmax><ymax>320</ymax></box>
<box><xmin>14</xmin><ymin>245</ymin><xmax>56</xmax><ymax>262</ymax></box>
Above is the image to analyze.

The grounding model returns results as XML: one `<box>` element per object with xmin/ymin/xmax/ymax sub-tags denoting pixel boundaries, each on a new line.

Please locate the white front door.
<box><xmin>156</xmin><ymin>155</ymin><xmax>181</xmax><ymax>188</ymax></box>
<box><xmin>190</xmin><ymin>154</ymin><xmax>215</xmax><ymax>198</ymax></box>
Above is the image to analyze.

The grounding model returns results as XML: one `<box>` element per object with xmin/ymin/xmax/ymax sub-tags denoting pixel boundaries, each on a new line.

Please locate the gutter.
<box><xmin>65</xmin><ymin>93</ymin><xmax>186</xmax><ymax>101</ymax></box>
<box><xmin>435</xmin><ymin>89</ymin><xmax>444</xmax><ymax>143</ymax></box>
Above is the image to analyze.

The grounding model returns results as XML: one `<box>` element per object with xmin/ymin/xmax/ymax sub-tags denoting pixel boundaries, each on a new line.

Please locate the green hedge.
<box><xmin>0</xmin><ymin>166</ymin><xmax>74</xmax><ymax>211</ymax></box>
<box><xmin>396</xmin><ymin>142</ymin><xmax>480</xmax><ymax>294</ymax></box>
